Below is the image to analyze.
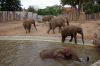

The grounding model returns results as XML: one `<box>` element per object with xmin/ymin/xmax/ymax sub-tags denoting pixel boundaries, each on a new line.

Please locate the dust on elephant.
<box><xmin>61</xmin><ymin>25</ymin><xmax>84</xmax><ymax>44</ymax></box>
<box><xmin>40</xmin><ymin>47</ymin><xmax>81</xmax><ymax>62</ymax></box>
<box><xmin>47</xmin><ymin>16</ymin><xmax>69</xmax><ymax>34</ymax></box>
<box><xmin>23</xmin><ymin>19</ymin><xmax>37</xmax><ymax>33</ymax></box>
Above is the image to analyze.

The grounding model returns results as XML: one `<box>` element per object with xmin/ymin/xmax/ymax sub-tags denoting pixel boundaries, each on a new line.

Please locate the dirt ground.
<box><xmin>0</xmin><ymin>21</ymin><xmax>100</xmax><ymax>40</ymax></box>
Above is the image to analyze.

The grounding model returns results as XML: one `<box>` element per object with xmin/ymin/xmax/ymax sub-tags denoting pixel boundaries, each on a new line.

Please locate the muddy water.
<box><xmin>0</xmin><ymin>40</ymin><xmax>100</xmax><ymax>66</ymax></box>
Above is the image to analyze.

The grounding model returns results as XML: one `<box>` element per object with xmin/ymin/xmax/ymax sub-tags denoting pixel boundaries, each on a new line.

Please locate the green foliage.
<box><xmin>83</xmin><ymin>2</ymin><xmax>100</xmax><ymax>14</ymax></box>
<box><xmin>0</xmin><ymin>0</ymin><xmax>22</xmax><ymax>11</ymax></box>
<box><xmin>60</xmin><ymin>0</ymin><xmax>93</xmax><ymax>11</ymax></box>
<box><xmin>60</xmin><ymin>0</ymin><xmax>92</xmax><ymax>6</ymax></box>
<box><xmin>96</xmin><ymin>0</ymin><xmax>100</xmax><ymax>4</ymax></box>
<box><xmin>60</xmin><ymin>0</ymin><xmax>100</xmax><ymax>14</ymax></box>
<box><xmin>27</xmin><ymin>6</ymin><xmax>36</xmax><ymax>13</ymax></box>
<box><xmin>61</xmin><ymin>0</ymin><xmax>80</xmax><ymax>6</ymax></box>
<box><xmin>37</xmin><ymin>5</ymin><xmax>63</xmax><ymax>15</ymax></box>
<box><xmin>93</xmin><ymin>4</ymin><xmax>100</xmax><ymax>13</ymax></box>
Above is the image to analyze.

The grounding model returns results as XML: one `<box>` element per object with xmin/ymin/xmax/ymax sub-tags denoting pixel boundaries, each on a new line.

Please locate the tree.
<box><xmin>96</xmin><ymin>0</ymin><xmax>100</xmax><ymax>4</ymax></box>
<box><xmin>83</xmin><ymin>2</ymin><xmax>94</xmax><ymax>14</ymax></box>
<box><xmin>60</xmin><ymin>0</ymin><xmax>92</xmax><ymax>11</ymax></box>
<box><xmin>0</xmin><ymin>0</ymin><xmax>22</xmax><ymax>11</ymax></box>
<box><xmin>27</xmin><ymin>6</ymin><xmax>36</xmax><ymax>13</ymax></box>
<box><xmin>37</xmin><ymin>5</ymin><xmax>63</xmax><ymax>15</ymax></box>
<box><xmin>83</xmin><ymin>1</ymin><xmax>100</xmax><ymax>14</ymax></box>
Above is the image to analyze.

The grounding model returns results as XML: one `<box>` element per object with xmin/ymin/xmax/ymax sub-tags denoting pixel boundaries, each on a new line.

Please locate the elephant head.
<box><xmin>77</xmin><ymin>27</ymin><xmax>84</xmax><ymax>44</ymax></box>
<box><xmin>71</xmin><ymin>54</ymin><xmax>81</xmax><ymax>62</ymax></box>
<box><xmin>30</xmin><ymin>19</ymin><xmax>37</xmax><ymax>31</ymax></box>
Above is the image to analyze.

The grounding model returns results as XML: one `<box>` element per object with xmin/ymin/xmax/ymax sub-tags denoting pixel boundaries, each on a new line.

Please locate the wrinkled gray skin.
<box><xmin>23</xmin><ymin>19</ymin><xmax>37</xmax><ymax>33</ymax></box>
<box><xmin>61</xmin><ymin>25</ymin><xmax>84</xmax><ymax>44</ymax></box>
<box><xmin>47</xmin><ymin>16</ymin><xmax>69</xmax><ymax>34</ymax></box>
<box><xmin>40</xmin><ymin>47</ymin><xmax>81</xmax><ymax>62</ymax></box>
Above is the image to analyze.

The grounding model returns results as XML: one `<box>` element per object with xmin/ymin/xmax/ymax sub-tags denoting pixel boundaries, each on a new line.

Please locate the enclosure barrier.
<box><xmin>0</xmin><ymin>11</ymin><xmax>100</xmax><ymax>22</ymax></box>
<box><xmin>0</xmin><ymin>11</ymin><xmax>38</xmax><ymax>22</ymax></box>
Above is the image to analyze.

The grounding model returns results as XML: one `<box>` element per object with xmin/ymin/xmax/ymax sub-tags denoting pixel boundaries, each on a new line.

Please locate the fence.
<box><xmin>64</xmin><ymin>12</ymin><xmax>100</xmax><ymax>21</ymax></box>
<box><xmin>0</xmin><ymin>11</ymin><xmax>38</xmax><ymax>22</ymax></box>
<box><xmin>0</xmin><ymin>11</ymin><xmax>100</xmax><ymax>22</ymax></box>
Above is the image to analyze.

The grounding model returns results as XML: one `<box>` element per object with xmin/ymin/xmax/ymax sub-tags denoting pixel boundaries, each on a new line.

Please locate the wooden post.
<box><xmin>79</xmin><ymin>12</ymin><xmax>85</xmax><ymax>23</ymax></box>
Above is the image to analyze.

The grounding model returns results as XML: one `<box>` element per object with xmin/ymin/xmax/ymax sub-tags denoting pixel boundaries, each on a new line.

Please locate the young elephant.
<box><xmin>40</xmin><ymin>47</ymin><xmax>81</xmax><ymax>62</ymax></box>
<box><xmin>23</xmin><ymin>19</ymin><xmax>37</xmax><ymax>33</ymax></box>
<box><xmin>47</xmin><ymin>16</ymin><xmax>69</xmax><ymax>34</ymax></box>
<box><xmin>61</xmin><ymin>25</ymin><xmax>84</xmax><ymax>44</ymax></box>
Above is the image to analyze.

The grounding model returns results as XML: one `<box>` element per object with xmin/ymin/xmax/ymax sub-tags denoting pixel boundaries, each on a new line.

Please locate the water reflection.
<box><xmin>0</xmin><ymin>40</ymin><xmax>100</xmax><ymax>66</ymax></box>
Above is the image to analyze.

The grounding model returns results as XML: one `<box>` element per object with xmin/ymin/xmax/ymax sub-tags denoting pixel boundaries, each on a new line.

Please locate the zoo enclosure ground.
<box><xmin>0</xmin><ymin>21</ymin><xmax>100</xmax><ymax>40</ymax></box>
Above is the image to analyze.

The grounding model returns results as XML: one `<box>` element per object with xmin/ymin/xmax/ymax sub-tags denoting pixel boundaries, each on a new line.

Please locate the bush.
<box><xmin>83</xmin><ymin>2</ymin><xmax>100</xmax><ymax>14</ymax></box>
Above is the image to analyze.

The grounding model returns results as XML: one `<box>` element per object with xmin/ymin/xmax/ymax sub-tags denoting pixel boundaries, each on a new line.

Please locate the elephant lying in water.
<box><xmin>61</xmin><ymin>25</ymin><xmax>84</xmax><ymax>44</ymax></box>
<box><xmin>23</xmin><ymin>19</ymin><xmax>37</xmax><ymax>33</ymax></box>
<box><xmin>40</xmin><ymin>47</ymin><xmax>81</xmax><ymax>62</ymax></box>
<box><xmin>47</xmin><ymin>16</ymin><xmax>69</xmax><ymax>34</ymax></box>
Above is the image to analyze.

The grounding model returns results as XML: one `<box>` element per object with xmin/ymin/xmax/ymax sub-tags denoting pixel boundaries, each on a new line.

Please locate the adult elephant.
<box><xmin>42</xmin><ymin>15</ymin><xmax>54</xmax><ymax>23</ymax></box>
<box><xmin>23</xmin><ymin>19</ymin><xmax>37</xmax><ymax>33</ymax></box>
<box><xmin>47</xmin><ymin>16</ymin><xmax>69</xmax><ymax>34</ymax></box>
<box><xmin>40</xmin><ymin>47</ymin><xmax>81</xmax><ymax>62</ymax></box>
<box><xmin>61</xmin><ymin>25</ymin><xmax>84</xmax><ymax>44</ymax></box>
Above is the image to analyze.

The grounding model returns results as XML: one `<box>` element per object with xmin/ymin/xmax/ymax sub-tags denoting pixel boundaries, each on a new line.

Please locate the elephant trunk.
<box><xmin>81</xmin><ymin>32</ymin><xmax>84</xmax><ymax>44</ymax></box>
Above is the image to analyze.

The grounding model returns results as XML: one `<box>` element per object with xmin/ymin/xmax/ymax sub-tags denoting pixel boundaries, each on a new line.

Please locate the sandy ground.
<box><xmin>0</xmin><ymin>21</ymin><xmax>100</xmax><ymax>40</ymax></box>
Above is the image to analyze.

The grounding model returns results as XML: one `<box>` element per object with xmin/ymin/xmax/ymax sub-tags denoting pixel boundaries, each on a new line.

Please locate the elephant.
<box><xmin>61</xmin><ymin>25</ymin><xmax>84</xmax><ymax>44</ymax></box>
<box><xmin>23</xmin><ymin>19</ymin><xmax>37</xmax><ymax>33</ymax></box>
<box><xmin>47</xmin><ymin>16</ymin><xmax>69</xmax><ymax>34</ymax></box>
<box><xmin>42</xmin><ymin>15</ymin><xmax>54</xmax><ymax>22</ymax></box>
<box><xmin>40</xmin><ymin>47</ymin><xmax>81</xmax><ymax>62</ymax></box>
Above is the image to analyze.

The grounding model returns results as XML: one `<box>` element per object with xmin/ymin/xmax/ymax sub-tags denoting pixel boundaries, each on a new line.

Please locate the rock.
<box><xmin>90</xmin><ymin>60</ymin><xmax>100</xmax><ymax>66</ymax></box>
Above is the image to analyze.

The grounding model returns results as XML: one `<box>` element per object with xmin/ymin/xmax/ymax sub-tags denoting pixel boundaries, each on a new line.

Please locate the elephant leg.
<box><xmin>53</xmin><ymin>29</ymin><xmax>55</xmax><ymax>34</ymax></box>
<box><xmin>24</xmin><ymin>28</ymin><xmax>27</xmax><ymax>33</ymax></box>
<box><xmin>59</xmin><ymin>27</ymin><xmax>61</xmax><ymax>33</ymax></box>
<box><xmin>47</xmin><ymin>27</ymin><xmax>51</xmax><ymax>34</ymax></box>
<box><xmin>52</xmin><ymin>27</ymin><xmax>55</xmax><ymax>34</ymax></box>
<box><xmin>33</xmin><ymin>22</ymin><xmax>37</xmax><ymax>31</ymax></box>
<box><xmin>23</xmin><ymin>25</ymin><xmax>27</xmax><ymax>33</ymax></box>
<box><xmin>74</xmin><ymin>35</ymin><xmax>77</xmax><ymax>44</ymax></box>
<box><xmin>69</xmin><ymin>35</ymin><xmax>73</xmax><ymax>42</ymax></box>
<box><xmin>24</xmin><ymin>27</ymin><xmax>27</xmax><ymax>33</ymax></box>
<box><xmin>61</xmin><ymin>36</ymin><xmax>66</xmax><ymax>43</ymax></box>
<box><xmin>25</xmin><ymin>29</ymin><xmax>28</xmax><ymax>33</ymax></box>
<box><xmin>28</xmin><ymin>24</ymin><xmax>31</xmax><ymax>33</ymax></box>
